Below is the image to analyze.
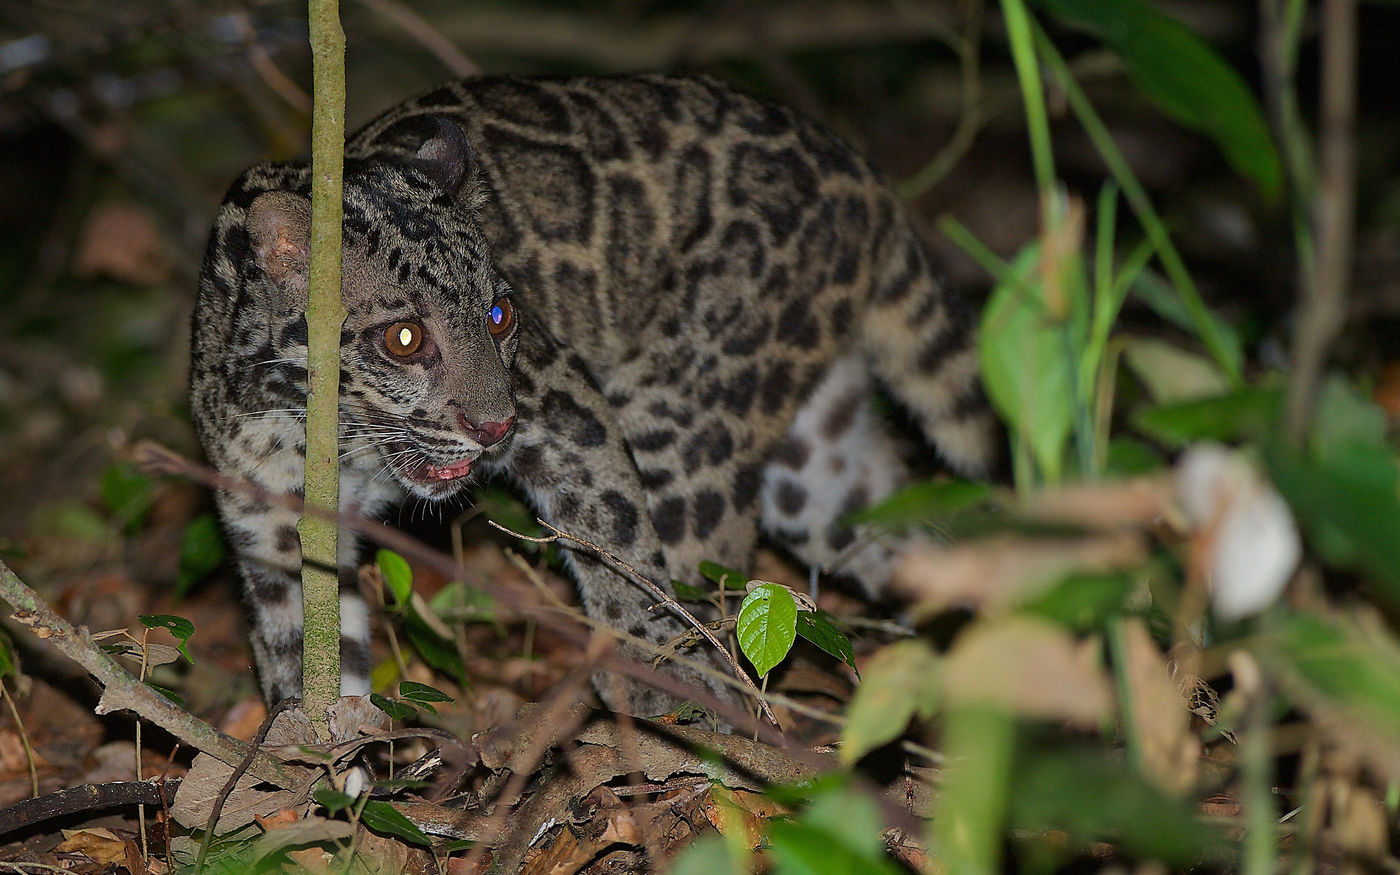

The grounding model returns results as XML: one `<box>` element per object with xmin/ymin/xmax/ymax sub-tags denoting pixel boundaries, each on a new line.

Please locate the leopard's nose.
<box><xmin>460</xmin><ymin>414</ymin><xmax>514</xmax><ymax>448</ymax></box>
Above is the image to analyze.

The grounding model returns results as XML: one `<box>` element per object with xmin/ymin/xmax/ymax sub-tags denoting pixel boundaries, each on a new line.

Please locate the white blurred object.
<box><xmin>1176</xmin><ymin>444</ymin><xmax>1301</xmax><ymax>620</ymax></box>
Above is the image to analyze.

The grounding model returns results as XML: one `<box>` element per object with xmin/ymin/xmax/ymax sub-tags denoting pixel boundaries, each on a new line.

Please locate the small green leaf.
<box><xmin>370</xmin><ymin>692</ymin><xmax>417</xmax><ymax>721</ymax></box>
<box><xmin>842</xmin><ymin>479</ymin><xmax>992</xmax><ymax>533</ymax></box>
<box><xmin>699</xmin><ymin>561</ymin><xmax>748</xmax><ymax>590</ymax></box>
<box><xmin>359</xmin><ymin>799</ymin><xmax>432</xmax><ymax>846</ymax></box>
<box><xmin>978</xmin><ymin>245</ymin><xmax>1083</xmax><ymax>483</ymax></box>
<box><xmin>1021</xmin><ymin>572</ymin><xmax>1135</xmax><ymax>633</ymax></box>
<box><xmin>428</xmin><ymin>581</ymin><xmax>496</xmax><ymax>624</ymax></box>
<box><xmin>1103</xmin><ymin>437</ymin><xmax>1164</xmax><ymax>476</ymax></box>
<box><xmin>399</xmin><ymin>681</ymin><xmax>453</xmax><ymax>714</ymax></box>
<box><xmin>767</xmin><ymin>789</ymin><xmax>903</xmax><ymax>875</ymax></box>
<box><xmin>669</xmin><ymin>834</ymin><xmax>742</xmax><ymax>875</ymax></box>
<box><xmin>1133</xmin><ymin>386</ymin><xmax>1282</xmax><ymax>447</ymax></box>
<box><xmin>313</xmin><ymin>788</ymin><xmax>354</xmax><ymax>814</ymax></box>
<box><xmin>139</xmin><ymin>614</ymin><xmax>194</xmax><ymax>664</ymax></box>
<box><xmin>145</xmin><ymin>682</ymin><xmax>184</xmax><ymax>706</ymax></box>
<box><xmin>376</xmin><ymin>549</ymin><xmax>413</xmax><ymax>606</ymax></box>
<box><xmin>1311</xmin><ymin>374</ymin><xmax>1388</xmax><ymax>459</ymax></box>
<box><xmin>176</xmin><ymin>513</ymin><xmax>225</xmax><ymax>596</ymax></box>
<box><xmin>795</xmin><ymin>611</ymin><xmax>858</xmax><ymax>676</ymax></box>
<box><xmin>403</xmin><ymin>606</ymin><xmax>466</xmax><ymax>684</ymax></box>
<box><xmin>671</xmin><ymin>579</ymin><xmax>713</xmax><ymax>601</ymax></box>
<box><xmin>736</xmin><ymin>584</ymin><xmax>798</xmax><ymax>678</ymax></box>
<box><xmin>1131</xmin><ymin>271</ymin><xmax>1244</xmax><ymax>376</ymax></box>
<box><xmin>0</xmin><ymin>635</ymin><xmax>15</xmax><ymax>678</ymax></box>
<box><xmin>841</xmin><ymin>639</ymin><xmax>940</xmax><ymax>765</ymax></box>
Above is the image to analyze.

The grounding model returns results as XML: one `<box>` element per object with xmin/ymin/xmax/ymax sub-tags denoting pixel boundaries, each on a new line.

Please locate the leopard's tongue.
<box><xmin>427</xmin><ymin>459</ymin><xmax>473</xmax><ymax>480</ymax></box>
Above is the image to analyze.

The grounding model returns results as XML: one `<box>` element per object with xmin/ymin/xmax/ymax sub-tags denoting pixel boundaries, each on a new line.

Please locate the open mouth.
<box><xmin>403</xmin><ymin>457</ymin><xmax>474</xmax><ymax>484</ymax></box>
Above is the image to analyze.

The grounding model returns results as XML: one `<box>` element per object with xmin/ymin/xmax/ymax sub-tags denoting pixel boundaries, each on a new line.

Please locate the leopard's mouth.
<box><xmin>400</xmin><ymin>456</ymin><xmax>474</xmax><ymax>486</ymax></box>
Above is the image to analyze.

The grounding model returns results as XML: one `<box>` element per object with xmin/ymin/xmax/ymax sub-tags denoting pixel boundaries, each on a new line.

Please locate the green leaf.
<box><xmin>359</xmin><ymin>799</ymin><xmax>432</xmax><ymax>847</ymax></box>
<box><xmin>669</xmin><ymin>834</ymin><xmax>742</xmax><ymax>875</ymax></box>
<box><xmin>145</xmin><ymin>682</ymin><xmax>184</xmax><ymax>707</ymax></box>
<box><xmin>767</xmin><ymin>817</ymin><xmax>902</xmax><ymax>875</ymax></box>
<box><xmin>1264</xmin><ymin>440</ymin><xmax>1400</xmax><ymax>599</ymax></box>
<box><xmin>313</xmin><ymin>788</ymin><xmax>354</xmax><ymax>814</ymax></box>
<box><xmin>1038</xmin><ymin>0</ymin><xmax>1282</xmax><ymax>195</ymax></box>
<box><xmin>428</xmin><ymin>581</ymin><xmax>497</xmax><ymax>625</ymax></box>
<box><xmin>99</xmin><ymin>464</ymin><xmax>155</xmax><ymax>531</ymax></box>
<box><xmin>699</xmin><ymin>561</ymin><xmax>748</xmax><ymax>590</ymax></box>
<box><xmin>1310</xmin><ymin>374</ymin><xmax>1388</xmax><ymax>459</ymax></box>
<box><xmin>1131</xmin><ymin>271</ymin><xmax>1244</xmax><ymax>377</ymax></box>
<box><xmin>176</xmin><ymin>513</ymin><xmax>225</xmax><ymax>596</ymax></box>
<box><xmin>671</xmin><ymin>579</ymin><xmax>713</xmax><ymax>601</ymax></box>
<box><xmin>139</xmin><ymin>614</ymin><xmax>194</xmax><ymax>664</ymax></box>
<box><xmin>978</xmin><ymin>245</ymin><xmax>1082</xmax><ymax>483</ymax></box>
<box><xmin>736</xmin><ymin>583</ymin><xmax>798</xmax><ymax>678</ymax></box>
<box><xmin>369</xmin><ymin>692</ymin><xmax>417</xmax><ymax>721</ymax></box>
<box><xmin>795</xmin><ymin>611</ymin><xmax>858</xmax><ymax>676</ymax></box>
<box><xmin>1021</xmin><ymin>572</ymin><xmax>1135</xmax><ymax>633</ymax></box>
<box><xmin>1009</xmin><ymin>748</ymin><xmax>1230</xmax><ymax>864</ymax></box>
<box><xmin>400</xmin><ymin>680</ymin><xmax>453</xmax><ymax>703</ymax></box>
<box><xmin>1133</xmin><ymin>386</ymin><xmax>1282</xmax><ymax>447</ymax></box>
<box><xmin>932</xmin><ymin>705</ymin><xmax>1016</xmax><ymax>873</ymax></box>
<box><xmin>1103</xmin><ymin>436</ymin><xmax>1164</xmax><ymax>476</ymax></box>
<box><xmin>800</xmin><ymin>786</ymin><xmax>885</xmax><ymax>859</ymax></box>
<box><xmin>376</xmin><ymin>549</ymin><xmax>412</xmax><ymax>607</ymax></box>
<box><xmin>1120</xmin><ymin>337</ymin><xmax>1230</xmax><ymax>404</ymax></box>
<box><xmin>0</xmin><ymin>634</ymin><xmax>15</xmax><ymax>678</ymax></box>
<box><xmin>403</xmin><ymin>606</ymin><xmax>466</xmax><ymax>684</ymax></box>
<box><xmin>842</xmin><ymin>479</ymin><xmax>993</xmax><ymax>533</ymax></box>
<box><xmin>840</xmin><ymin>639</ymin><xmax>940</xmax><ymax>765</ymax></box>
<box><xmin>1265</xmin><ymin>611</ymin><xmax>1400</xmax><ymax>748</ymax></box>
<box><xmin>400</xmin><ymin>681</ymin><xmax>453</xmax><ymax>713</ymax></box>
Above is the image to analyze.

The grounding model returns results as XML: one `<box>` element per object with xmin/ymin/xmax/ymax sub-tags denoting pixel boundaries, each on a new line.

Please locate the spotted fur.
<box><xmin>190</xmin><ymin>74</ymin><xmax>996</xmax><ymax>715</ymax></box>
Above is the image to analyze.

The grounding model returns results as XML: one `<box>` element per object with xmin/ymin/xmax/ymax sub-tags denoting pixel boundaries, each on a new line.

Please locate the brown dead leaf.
<box><xmin>1018</xmin><ymin>476</ymin><xmax>1174</xmax><ymax>530</ymax></box>
<box><xmin>1119</xmin><ymin>618</ymin><xmax>1199</xmax><ymax>794</ymax></box>
<box><xmin>895</xmin><ymin>532</ymin><xmax>1147</xmax><ymax>617</ymax></box>
<box><xmin>702</xmin><ymin>784</ymin><xmax>784</xmax><ymax>851</ymax></box>
<box><xmin>56</xmin><ymin>826</ymin><xmax>142</xmax><ymax>872</ymax></box>
<box><xmin>73</xmin><ymin>201</ymin><xmax>170</xmax><ymax>285</ymax></box>
<box><xmin>943</xmin><ymin>617</ymin><xmax>1111</xmax><ymax>726</ymax></box>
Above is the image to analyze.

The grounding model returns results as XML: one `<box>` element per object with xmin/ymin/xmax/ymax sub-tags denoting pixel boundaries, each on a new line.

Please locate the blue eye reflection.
<box><xmin>489</xmin><ymin>303</ymin><xmax>505</xmax><ymax>325</ymax></box>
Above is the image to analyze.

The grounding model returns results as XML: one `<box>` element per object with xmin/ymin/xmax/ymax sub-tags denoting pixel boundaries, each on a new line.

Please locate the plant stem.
<box><xmin>302</xmin><ymin>0</ymin><xmax>347</xmax><ymax>737</ymax></box>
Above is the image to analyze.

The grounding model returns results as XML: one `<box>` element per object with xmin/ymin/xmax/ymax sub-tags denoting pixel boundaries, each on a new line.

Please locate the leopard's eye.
<box><xmin>384</xmin><ymin>322</ymin><xmax>424</xmax><ymax>357</ymax></box>
<box><xmin>488</xmin><ymin>297</ymin><xmax>514</xmax><ymax>337</ymax></box>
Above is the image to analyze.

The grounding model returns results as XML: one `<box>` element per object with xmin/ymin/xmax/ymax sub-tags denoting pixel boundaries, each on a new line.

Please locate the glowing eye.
<box><xmin>384</xmin><ymin>321</ymin><xmax>423</xmax><ymax>356</ymax></box>
<box><xmin>488</xmin><ymin>297</ymin><xmax>514</xmax><ymax>337</ymax></box>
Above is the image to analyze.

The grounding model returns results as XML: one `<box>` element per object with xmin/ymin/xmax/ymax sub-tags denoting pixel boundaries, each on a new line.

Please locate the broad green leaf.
<box><xmin>1009</xmin><ymin>748</ymin><xmax>1230</xmax><ymax>864</ymax></box>
<box><xmin>176</xmin><ymin>513</ymin><xmax>224</xmax><ymax>596</ymax></box>
<box><xmin>842</xmin><ymin>479</ymin><xmax>992</xmax><ymax>533</ymax></box>
<box><xmin>1265</xmin><ymin>611</ymin><xmax>1400</xmax><ymax>749</ymax></box>
<box><xmin>736</xmin><ymin>583</ymin><xmax>798</xmax><ymax>678</ymax></box>
<box><xmin>801</xmin><ymin>786</ymin><xmax>885</xmax><ymax>859</ymax></box>
<box><xmin>699</xmin><ymin>560</ymin><xmax>748</xmax><ymax>590</ymax></box>
<box><xmin>669</xmin><ymin>834</ymin><xmax>742</xmax><ymax>875</ymax></box>
<box><xmin>767</xmin><ymin>816</ymin><xmax>902</xmax><ymax>875</ymax></box>
<box><xmin>358</xmin><ymin>800</ymin><xmax>432</xmax><ymax>847</ymax></box>
<box><xmin>428</xmin><ymin>581</ymin><xmax>497</xmax><ymax>625</ymax></box>
<box><xmin>1021</xmin><ymin>571</ymin><xmax>1135</xmax><ymax>633</ymax></box>
<box><xmin>139</xmin><ymin>614</ymin><xmax>194</xmax><ymax>664</ymax></box>
<box><xmin>840</xmin><ymin>639</ymin><xmax>940</xmax><ymax>765</ymax></box>
<box><xmin>1133</xmin><ymin>386</ymin><xmax>1282</xmax><ymax>447</ymax></box>
<box><xmin>978</xmin><ymin>245</ymin><xmax>1083</xmax><ymax>483</ymax></box>
<box><xmin>1311</xmin><ymin>374</ymin><xmax>1388</xmax><ymax>459</ymax></box>
<box><xmin>403</xmin><ymin>606</ymin><xmax>466</xmax><ymax>684</ymax></box>
<box><xmin>100</xmin><ymin>464</ymin><xmax>154</xmax><ymax>531</ymax></box>
<box><xmin>1120</xmin><ymin>337</ymin><xmax>1230</xmax><ymax>404</ymax></box>
<box><xmin>370</xmin><ymin>692</ymin><xmax>417</xmax><ymax>721</ymax></box>
<box><xmin>1038</xmin><ymin>0</ymin><xmax>1281</xmax><ymax>195</ymax></box>
<box><xmin>1103</xmin><ymin>436</ymin><xmax>1164</xmax><ymax>476</ymax></box>
<box><xmin>313</xmin><ymin>788</ymin><xmax>354</xmax><ymax>814</ymax></box>
<box><xmin>795</xmin><ymin>611</ymin><xmax>858</xmax><ymax>675</ymax></box>
<box><xmin>376</xmin><ymin>549</ymin><xmax>412</xmax><ymax>606</ymax></box>
<box><xmin>1264</xmin><ymin>440</ymin><xmax>1400</xmax><ymax>597</ymax></box>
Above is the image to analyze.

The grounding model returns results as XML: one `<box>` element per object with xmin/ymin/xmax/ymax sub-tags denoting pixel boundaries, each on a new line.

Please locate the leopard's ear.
<box><xmin>246</xmin><ymin>190</ymin><xmax>310</xmax><ymax>305</ymax></box>
<box><xmin>412</xmin><ymin>117</ymin><xmax>476</xmax><ymax>197</ymax></box>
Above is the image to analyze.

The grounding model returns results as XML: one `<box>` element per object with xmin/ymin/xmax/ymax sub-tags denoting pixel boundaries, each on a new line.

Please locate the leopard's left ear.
<box><xmin>413</xmin><ymin>117</ymin><xmax>476</xmax><ymax>197</ymax></box>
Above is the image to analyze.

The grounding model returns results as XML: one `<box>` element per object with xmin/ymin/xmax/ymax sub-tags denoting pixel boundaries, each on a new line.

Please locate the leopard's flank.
<box><xmin>190</xmin><ymin>74</ymin><xmax>996</xmax><ymax>716</ymax></box>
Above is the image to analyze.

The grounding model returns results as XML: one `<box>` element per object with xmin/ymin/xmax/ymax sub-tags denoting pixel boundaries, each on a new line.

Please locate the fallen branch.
<box><xmin>0</xmin><ymin>780</ymin><xmax>179</xmax><ymax>838</ymax></box>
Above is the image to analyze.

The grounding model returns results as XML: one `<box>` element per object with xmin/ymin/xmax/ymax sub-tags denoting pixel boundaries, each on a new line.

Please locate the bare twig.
<box><xmin>194</xmin><ymin>699</ymin><xmax>291</xmax><ymax>873</ymax></box>
<box><xmin>491</xmin><ymin>518</ymin><xmax>781</xmax><ymax>729</ymax></box>
<box><xmin>355</xmin><ymin>0</ymin><xmax>479</xmax><ymax>77</ymax></box>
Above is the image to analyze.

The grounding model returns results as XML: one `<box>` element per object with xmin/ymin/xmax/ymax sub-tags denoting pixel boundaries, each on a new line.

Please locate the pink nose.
<box><xmin>461</xmin><ymin>415</ymin><xmax>513</xmax><ymax>447</ymax></box>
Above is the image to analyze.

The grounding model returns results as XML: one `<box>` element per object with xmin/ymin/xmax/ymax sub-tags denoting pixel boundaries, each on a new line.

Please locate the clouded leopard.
<box><xmin>189</xmin><ymin>73</ymin><xmax>995</xmax><ymax>717</ymax></box>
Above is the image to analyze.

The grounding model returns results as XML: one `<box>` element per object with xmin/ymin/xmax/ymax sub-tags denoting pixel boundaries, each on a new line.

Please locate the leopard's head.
<box><xmin>245</xmin><ymin>120</ymin><xmax>519</xmax><ymax>500</ymax></box>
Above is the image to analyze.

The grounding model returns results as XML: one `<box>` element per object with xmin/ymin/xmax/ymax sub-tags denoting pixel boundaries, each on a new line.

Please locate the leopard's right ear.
<box><xmin>246</xmin><ymin>191</ymin><xmax>311</xmax><ymax>304</ymax></box>
<box><xmin>412</xmin><ymin>117</ymin><xmax>476</xmax><ymax>198</ymax></box>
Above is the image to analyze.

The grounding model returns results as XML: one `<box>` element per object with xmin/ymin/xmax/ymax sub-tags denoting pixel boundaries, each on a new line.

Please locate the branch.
<box><xmin>302</xmin><ymin>0</ymin><xmax>348</xmax><ymax>733</ymax></box>
<box><xmin>0</xmin><ymin>560</ymin><xmax>303</xmax><ymax>788</ymax></box>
